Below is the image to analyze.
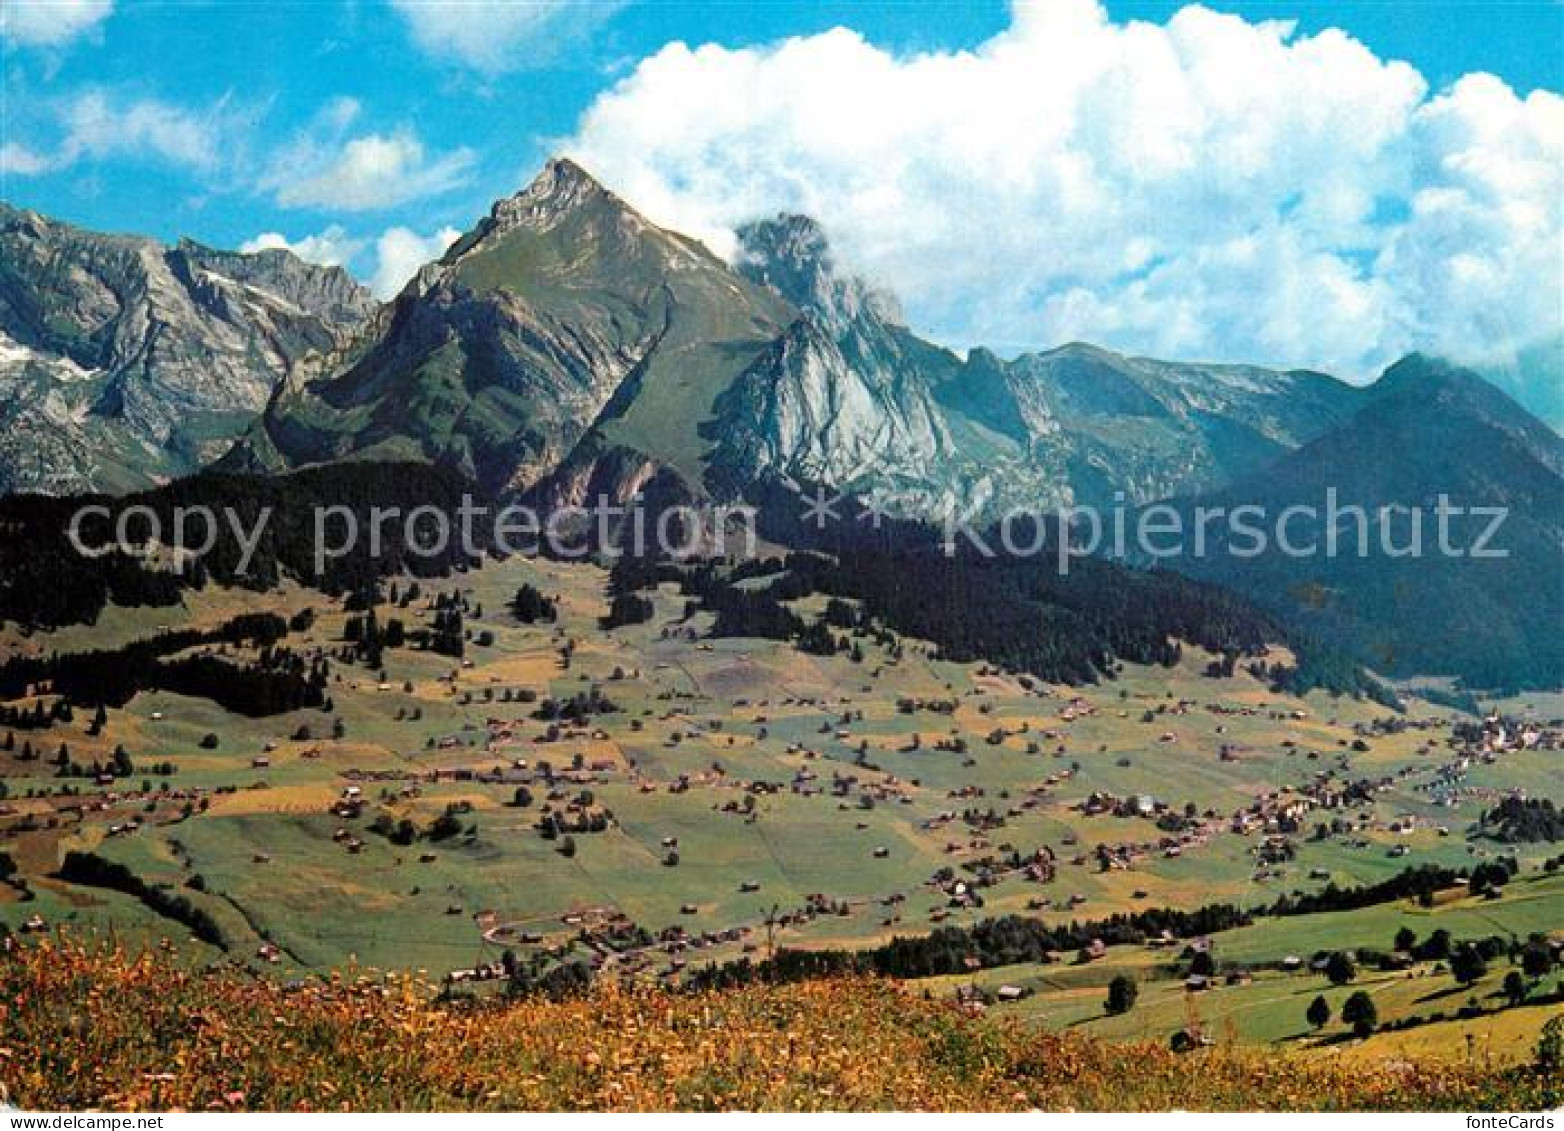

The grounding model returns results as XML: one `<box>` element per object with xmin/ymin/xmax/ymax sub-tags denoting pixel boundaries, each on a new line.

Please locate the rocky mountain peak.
<box><xmin>433</xmin><ymin>157</ymin><xmax>635</xmax><ymax>278</ymax></box>
<box><xmin>1369</xmin><ymin>353</ymin><xmax>1563</xmax><ymax>476</ymax></box>
<box><xmin>0</xmin><ymin>205</ymin><xmax>376</xmax><ymax>494</ymax></box>
<box><xmin>1370</xmin><ymin>353</ymin><xmax>1545</xmax><ymax>427</ymax></box>
<box><xmin>1373</xmin><ymin>352</ymin><xmax>1482</xmax><ymax>398</ymax></box>
<box><xmin>515</xmin><ymin>155</ymin><xmax>609</xmax><ymax>213</ymax></box>
<box><xmin>736</xmin><ymin>213</ymin><xmax>903</xmax><ymax>333</ymax></box>
<box><xmin>483</xmin><ymin>157</ymin><xmax>612</xmax><ymax>235</ymax></box>
<box><xmin>963</xmin><ymin>345</ymin><xmax>1004</xmax><ymax>370</ymax></box>
<box><xmin>166</xmin><ymin>237</ymin><xmax>375</xmax><ymax>326</ymax></box>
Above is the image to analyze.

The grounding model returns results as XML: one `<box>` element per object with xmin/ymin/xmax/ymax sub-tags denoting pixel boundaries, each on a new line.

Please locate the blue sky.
<box><xmin>2</xmin><ymin>0</ymin><xmax>1560</xmax><ymax>394</ymax></box>
<box><xmin>3</xmin><ymin>2</ymin><xmax>1558</xmax><ymax>255</ymax></box>
<box><xmin>6</xmin><ymin>1</ymin><xmax>1015</xmax><ymax>251</ymax></box>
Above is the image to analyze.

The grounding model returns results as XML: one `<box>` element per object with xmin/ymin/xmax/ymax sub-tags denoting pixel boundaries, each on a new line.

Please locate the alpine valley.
<box><xmin>1</xmin><ymin>161</ymin><xmax>1561</xmax><ymax>1102</ymax></box>
<box><xmin>5</xmin><ymin>159</ymin><xmax>1559</xmax><ymax>689</ymax></box>
<box><xmin>0</xmin><ymin>202</ymin><xmax>374</xmax><ymax>495</ymax></box>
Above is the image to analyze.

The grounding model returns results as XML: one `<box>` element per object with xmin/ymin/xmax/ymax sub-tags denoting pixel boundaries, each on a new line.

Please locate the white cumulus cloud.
<box><xmin>564</xmin><ymin>0</ymin><xmax>1563</xmax><ymax>381</ymax></box>
<box><xmin>0</xmin><ymin>140</ymin><xmax>59</xmax><ymax>176</ymax></box>
<box><xmin>54</xmin><ymin>88</ymin><xmax>236</xmax><ymax>173</ymax></box>
<box><xmin>1</xmin><ymin>87</ymin><xmax>259</xmax><ymax>183</ymax></box>
<box><xmin>277</xmin><ymin>130</ymin><xmax>475</xmax><ymax>211</ymax></box>
<box><xmin>263</xmin><ymin>99</ymin><xmax>475</xmax><ymax>211</ymax></box>
<box><xmin>369</xmin><ymin>224</ymin><xmax>462</xmax><ymax>298</ymax></box>
<box><xmin>236</xmin><ymin>222</ymin><xmax>458</xmax><ymax>299</ymax></box>
<box><xmin>240</xmin><ymin>224</ymin><xmax>366</xmax><ymax>268</ymax></box>
<box><xmin>1</xmin><ymin>0</ymin><xmax>112</xmax><ymax>47</ymax></box>
<box><xmin>388</xmin><ymin>0</ymin><xmax>626</xmax><ymax>74</ymax></box>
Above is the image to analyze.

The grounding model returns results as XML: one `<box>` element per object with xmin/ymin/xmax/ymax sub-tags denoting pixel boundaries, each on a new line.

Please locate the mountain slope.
<box><xmin>228</xmin><ymin>159</ymin><xmax>794</xmax><ymax>498</ymax></box>
<box><xmin>1154</xmin><ymin>355</ymin><xmax>1564</xmax><ymax>688</ymax></box>
<box><xmin>1480</xmin><ymin>335</ymin><xmax>1564</xmax><ymax>433</ymax></box>
<box><xmin>991</xmin><ymin>343</ymin><xmax>1363</xmax><ymax>510</ymax></box>
<box><xmin>0</xmin><ymin>204</ymin><xmax>374</xmax><ymax>494</ymax></box>
<box><xmin>226</xmin><ymin>179</ymin><xmax>1362</xmax><ymax>516</ymax></box>
<box><xmin>704</xmin><ymin>215</ymin><xmax>973</xmax><ymax>506</ymax></box>
<box><xmin>706</xmin><ymin>214</ymin><xmax>1363</xmax><ymax>516</ymax></box>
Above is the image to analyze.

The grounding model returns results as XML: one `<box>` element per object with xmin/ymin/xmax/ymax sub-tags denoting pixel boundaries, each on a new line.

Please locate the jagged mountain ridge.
<box><xmin>2</xmin><ymin>161</ymin><xmax>1560</xmax><ymax>687</ymax></box>
<box><xmin>1152</xmin><ymin>355</ymin><xmax>1564</xmax><ymax>687</ymax></box>
<box><xmin>710</xmin><ymin>213</ymin><xmax>1364</xmax><ymax>515</ymax></box>
<box><xmin>0</xmin><ymin>203</ymin><xmax>375</xmax><ymax>494</ymax></box>
<box><xmin>224</xmin><ymin>159</ymin><xmax>794</xmax><ymax>498</ymax></box>
<box><xmin>228</xmin><ymin>162</ymin><xmax>1364</xmax><ymax>515</ymax></box>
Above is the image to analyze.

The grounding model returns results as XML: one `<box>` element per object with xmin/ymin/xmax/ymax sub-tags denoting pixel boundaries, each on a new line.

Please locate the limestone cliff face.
<box><xmin>6</xmin><ymin>167</ymin><xmax>1558</xmax><ymax>687</ymax></box>
<box><xmin>0</xmin><ymin>203</ymin><xmax>375</xmax><ymax>494</ymax></box>
<box><xmin>708</xmin><ymin>216</ymin><xmax>981</xmax><ymax>512</ymax></box>
<box><xmin>708</xmin><ymin>215</ymin><xmax>1363</xmax><ymax>518</ymax></box>
<box><xmin>4</xmin><ymin>174</ymin><xmax>1364</xmax><ymax>517</ymax></box>
<box><xmin>230</xmin><ymin>158</ymin><xmax>794</xmax><ymax>499</ymax></box>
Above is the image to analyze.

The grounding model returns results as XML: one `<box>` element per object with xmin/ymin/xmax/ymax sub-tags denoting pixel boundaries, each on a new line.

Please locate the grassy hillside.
<box><xmin>918</xmin><ymin>871</ymin><xmax>1564</xmax><ymax>1061</ymax></box>
<box><xmin>1159</xmin><ymin>356</ymin><xmax>1564</xmax><ymax>690</ymax></box>
<box><xmin>1</xmin><ymin>553</ymin><xmax>1558</xmax><ymax>1077</ymax></box>
<box><xmin>2</xmin><ymin>936</ymin><xmax>1555</xmax><ymax>1112</ymax></box>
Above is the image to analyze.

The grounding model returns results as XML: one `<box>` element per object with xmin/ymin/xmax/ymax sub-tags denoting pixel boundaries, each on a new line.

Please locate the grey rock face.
<box><xmin>0</xmin><ymin>203</ymin><xmax>375</xmax><ymax>494</ymax></box>
<box><xmin>712</xmin><ymin>215</ymin><xmax>1364</xmax><ymax>519</ymax></box>
<box><xmin>17</xmin><ymin>165</ymin><xmax>1367</xmax><ymax>523</ymax></box>
<box><xmin>710</xmin><ymin>227</ymin><xmax>972</xmax><ymax>509</ymax></box>
<box><xmin>734</xmin><ymin>214</ymin><xmax>904</xmax><ymax>334</ymax></box>
<box><xmin>233</xmin><ymin>158</ymin><xmax>794</xmax><ymax>498</ymax></box>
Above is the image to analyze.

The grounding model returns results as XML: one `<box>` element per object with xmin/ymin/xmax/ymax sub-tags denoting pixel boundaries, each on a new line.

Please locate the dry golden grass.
<box><xmin>1</xmin><ymin>936</ymin><xmax>1555</xmax><ymax>1112</ymax></box>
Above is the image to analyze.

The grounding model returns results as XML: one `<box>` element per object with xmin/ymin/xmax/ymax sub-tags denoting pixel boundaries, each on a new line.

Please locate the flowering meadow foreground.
<box><xmin>2</xmin><ymin>937</ymin><xmax>1558</xmax><ymax>1112</ymax></box>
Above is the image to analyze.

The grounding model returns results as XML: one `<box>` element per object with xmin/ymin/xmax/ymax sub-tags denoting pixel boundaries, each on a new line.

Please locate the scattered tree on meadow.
<box><xmin>1341</xmin><ymin>991</ymin><xmax>1377</xmax><ymax>1038</ymax></box>
<box><xmin>1307</xmin><ymin>994</ymin><xmax>1331</xmax><ymax>1030</ymax></box>
<box><xmin>1521</xmin><ymin>941</ymin><xmax>1555</xmax><ymax>980</ymax></box>
<box><xmin>1105</xmin><ymin>974</ymin><xmax>1138</xmax><ymax>1015</ymax></box>
<box><xmin>1450</xmin><ymin>945</ymin><xmax>1488</xmax><ymax>987</ymax></box>
<box><xmin>510</xmin><ymin>584</ymin><xmax>558</xmax><ymax>624</ymax></box>
<box><xmin>1324</xmin><ymin>951</ymin><xmax>1357</xmax><ymax>986</ymax></box>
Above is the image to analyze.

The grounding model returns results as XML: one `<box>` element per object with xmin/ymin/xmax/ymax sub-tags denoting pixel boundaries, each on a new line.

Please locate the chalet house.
<box><xmin>446</xmin><ymin>962</ymin><xmax>506</xmax><ymax>984</ymax></box>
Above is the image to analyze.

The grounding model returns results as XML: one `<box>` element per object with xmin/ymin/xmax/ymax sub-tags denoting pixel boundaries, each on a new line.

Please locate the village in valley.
<box><xmin>0</xmin><ymin>552</ymin><xmax>1560</xmax><ymax>1064</ymax></box>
